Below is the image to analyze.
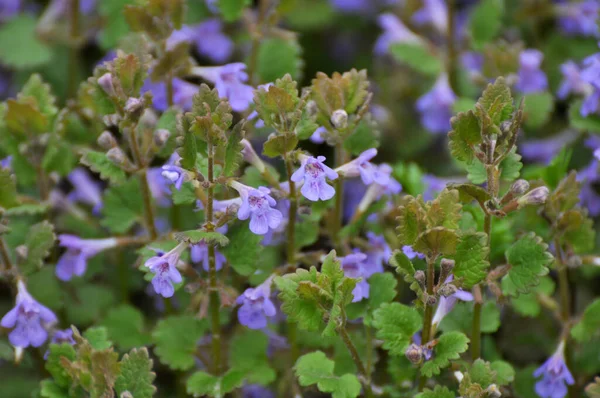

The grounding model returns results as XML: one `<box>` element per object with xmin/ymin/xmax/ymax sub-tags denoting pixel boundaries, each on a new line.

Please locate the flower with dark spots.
<box><xmin>230</xmin><ymin>181</ymin><xmax>283</xmax><ymax>235</ymax></box>
<box><xmin>145</xmin><ymin>243</ymin><xmax>187</xmax><ymax>298</ymax></box>
<box><xmin>291</xmin><ymin>155</ymin><xmax>338</xmax><ymax>201</ymax></box>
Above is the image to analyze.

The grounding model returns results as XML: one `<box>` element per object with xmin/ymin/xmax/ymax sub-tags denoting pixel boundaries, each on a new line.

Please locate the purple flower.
<box><xmin>335</xmin><ymin>148</ymin><xmax>389</xmax><ymax>185</ymax></box>
<box><xmin>190</xmin><ymin>226</ymin><xmax>228</xmax><ymax>271</ymax></box>
<box><xmin>375</xmin><ymin>13</ymin><xmax>421</xmax><ymax>54</ymax></box>
<box><xmin>147</xmin><ymin>167</ymin><xmax>172</xmax><ymax>207</ymax></box>
<box><xmin>168</xmin><ymin>20</ymin><xmax>233</xmax><ymax>63</ymax></box>
<box><xmin>230</xmin><ymin>181</ymin><xmax>283</xmax><ymax>235</ymax></box>
<box><xmin>192</xmin><ymin>63</ymin><xmax>254</xmax><ymax>112</ymax></box>
<box><xmin>0</xmin><ymin>0</ymin><xmax>20</xmax><ymax>21</ymax></box>
<box><xmin>577</xmin><ymin>159</ymin><xmax>600</xmax><ymax>216</ymax></box>
<box><xmin>412</xmin><ymin>0</ymin><xmax>448</xmax><ymax>33</ymax></box>
<box><xmin>534</xmin><ymin>341</ymin><xmax>574</xmax><ymax>398</ymax></box>
<box><xmin>44</xmin><ymin>328</ymin><xmax>76</xmax><ymax>359</ymax></box>
<box><xmin>515</xmin><ymin>49</ymin><xmax>548</xmax><ymax>94</ymax></box>
<box><xmin>242</xmin><ymin>385</ymin><xmax>275</xmax><ymax>398</ymax></box>
<box><xmin>142</xmin><ymin>78</ymin><xmax>198</xmax><ymax>111</ymax></box>
<box><xmin>56</xmin><ymin>235</ymin><xmax>118</xmax><ymax>281</ymax></box>
<box><xmin>145</xmin><ymin>243</ymin><xmax>187</xmax><ymax>298</ymax></box>
<box><xmin>67</xmin><ymin>168</ymin><xmax>103</xmax><ymax>214</ymax></box>
<box><xmin>521</xmin><ymin>130</ymin><xmax>579</xmax><ymax>164</ymax></box>
<box><xmin>161</xmin><ymin>154</ymin><xmax>186</xmax><ymax>191</ymax></box>
<box><xmin>557</xmin><ymin>0</ymin><xmax>599</xmax><ymax>37</ymax></box>
<box><xmin>580</xmin><ymin>54</ymin><xmax>600</xmax><ymax>116</ymax></box>
<box><xmin>558</xmin><ymin>61</ymin><xmax>592</xmax><ymax>99</ymax></box>
<box><xmin>0</xmin><ymin>155</ymin><xmax>12</xmax><ymax>170</ymax></box>
<box><xmin>416</xmin><ymin>73</ymin><xmax>456</xmax><ymax>134</ymax></box>
<box><xmin>236</xmin><ymin>276</ymin><xmax>276</xmax><ymax>329</ymax></box>
<box><xmin>364</xmin><ymin>232</ymin><xmax>392</xmax><ymax>277</ymax></box>
<box><xmin>310</xmin><ymin>126</ymin><xmax>327</xmax><ymax>144</ymax></box>
<box><xmin>461</xmin><ymin>52</ymin><xmax>484</xmax><ymax>78</ymax></box>
<box><xmin>1</xmin><ymin>281</ymin><xmax>57</xmax><ymax>348</ymax></box>
<box><xmin>330</xmin><ymin>0</ymin><xmax>371</xmax><ymax>13</ymax></box>
<box><xmin>432</xmin><ymin>275</ymin><xmax>473</xmax><ymax>327</ymax></box>
<box><xmin>422</xmin><ymin>174</ymin><xmax>450</xmax><ymax>201</ymax></box>
<box><xmin>340</xmin><ymin>251</ymin><xmax>370</xmax><ymax>302</ymax></box>
<box><xmin>403</xmin><ymin>245</ymin><xmax>425</xmax><ymax>260</ymax></box>
<box><xmin>291</xmin><ymin>155</ymin><xmax>339</xmax><ymax>201</ymax></box>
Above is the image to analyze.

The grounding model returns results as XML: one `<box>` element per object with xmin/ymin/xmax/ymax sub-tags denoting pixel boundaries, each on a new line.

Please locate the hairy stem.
<box><xmin>555</xmin><ymin>239</ymin><xmax>574</xmax><ymax>398</ymax></box>
<box><xmin>338</xmin><ymin>324</ymin><xmax>373</xmax><ymax>398</ymax></box>
<box><xmin>67</xmin><ymin>0</ymin><xmax>80</xmax><ymax>99</ymax></box>
<box><xmin>419</xmin><ymin>255</ymin><xmax>436</xmax><ymax>391</ymax></box>
<box><xmin>332</xmin><ymin>143</ymin><xmax>346</xmax><ymax>252</ymax></box>
<box><xmin>128</xmin><ymin>129</ymin><xmax>158</xmax><ymax>239</ymax></box>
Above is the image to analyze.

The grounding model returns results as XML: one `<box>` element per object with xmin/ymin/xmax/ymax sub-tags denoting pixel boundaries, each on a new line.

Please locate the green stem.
<box><xmin>332</xmin><ymin>143</ymin><xmax>346</xmax><ymax>252</ymax></box>
<box><xmin>419</xmin><ymin>255</ymin><xmax>436</xmax><ymax>391</ymax></box>
<box><xmin>555</xmin><ymin>239</ymin><xmax>575</xmax><ymax>398</ymax></box>
<box><xmin>166</xmin><ymin>74</ymin><xmax>174</xmax><ymax>108</ymax></box>
<box><xmin>471</xmin><ymin>213</ymin><xmax>490</xmax><ymax>361</ymax></box>
<box><xmin>338</xmin><ymin>325</ymin><xmax>373</xmax><ymax>398</ymax></box>
<box><xmin>365</xmin><ymin>324</ymin><xmax>373</xmax><ymax>378</ymax></box>
<box><xmin>207</xmin><ymin>138</ymin><xmax>222</xmax><ymax>375</ymax></box>
<box><xmin>0</xmin><ymin>238</ymin><xmax>13</xmax><ymax>271</ymax></box>
<box><xmin>67</xmin><ymin>0</ymin><xmax>80</xmax><ymax>99</ymax></box>
<box><xmin>247</xmin><ymin>0</ymin><xmax>269</xmax><ymax>85</ymax></box>
<box><xmin>446</xmin><ymin>0</ymin><xmax>458</xmax><ymax>93</ymax></box>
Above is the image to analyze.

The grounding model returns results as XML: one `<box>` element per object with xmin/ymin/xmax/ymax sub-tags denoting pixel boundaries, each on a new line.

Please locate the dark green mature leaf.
<box><xmin>366</xmin><ymin>273</ymin><xmax>397</xmax><ymax>313</ymax></box>
<box><xmin>452</xmin><ymin>232</ymin><xmax>489</xmax><ymax>288</ymax></box>
<box><xmin>114</xmin><ymin>348</ymin><xmax>156</xmax><ymax>398</ymax></box>
<box><xmin>372</xmin><ymin>303</ymin><xmax>422</xmax><ymax>355</ymax></box>
<box><xmin>0</xmin><ymin>15</ymin><xmax>52</xmax><ymax>68</ymax></box>
<box><xmin>502</xmin><ymin>233</ymin><xmax>553</xmax><ymax>297</ymax></box>
<box><xmin>295</xmin><ymin>351</ymin><xmax>361</xmax><ymax>398</ymax></box>
<box><xmin>80</xmin><ymin>151</ymin><xmax>127</xmax><ymax>184</ymax></box>
<box><xmin>171</xmin><ymin>182</ymin><xmax>196</xmax><ymax>205</ymax></box>
<box><xmin>152</xmin><ymin>315</ymin><xmax>208</xmax><ymax>370</ymax></box>
<box><xmin>344</xmin><ymin>116</ymin><xmax>380</xmax><ymax>155</ymax></box>
<box><xmin>469</xmin><ymin>0</ymin><xmax>504</xmax><ymax>50</ymax></box>
<box><xmin>389</xmin><ymin>250</ymin><xmax>424</xmax><ymax>302</ymax></box>
<box><xmin>510</xmin><ymin>276</ymin><xmax>555</xmax><ymax>318</ymax></box>
<box><xmin>65</xmin><ymin>285</ymin><xmax>117</xmax><ymax>325</ymax></box>
<box><xmin>439</xmin><ymin>301</ymin><xmax>500</xmax><ymax>334</ymax></box>
<box><xmin>448</xmin><ymin>110</ymin><xmax>481</xmax><ymax>164</ymax></box>
<box><xmin>42</xmin><ymin>137</ymin><xmax>77</xmax><ymax>176</ymax></box>
<box><xmin>20</xmin><ymin>221</ymin><xmax>55</xmax><ymax>275</ymax></box>
<box><xmin>572</xmin><ymin>299</ymin><xmax>600</xmax><ymax>342</ymax></box>
<box><xmin>221</xmin><ymin>222</ymin><xmax>263</xmax><ymax>275</ymax></box>
<box><xmin>230</xmin><ymin>330</ymin><xmax>276</xmax><ymax>384</ymax></box>
<box><xmin>257</xmin><ymin>37</ymin><xmax>303</xmax><ymax>82</ymax></box>
<box><xmin>523</xmin><ymin>92</ymin><xmax>554</xmax><ymax>128</ymax></box>
<box><xmin>0</xmin><ymin>168</ymin><xmax>19</xmax><ymax>209</ymax></box>
<box><xmin>416</xmin><ymin>385</ymin><xmax>456</xmax><ymax>398</ymax></box>
<box><xmin>101</xmin><ymin>305</ymin><xmax>150</xmax><ymax>350</ymax></box>
<box><xmin>561</xmin><ymin>208</ymin><xmax>595</xmax><ymax>253</ymax></box>
<box><xmin>101</xmin><ymin>178</ymin><xmax>144</xmax><ymax>233</ymax></box>
<box><xmin>466</xmin><ymin>148</ymin><xmax>522</xmax><ymax>184</ymax></box>
<box><xmin>389</xmin><ymin>42</ymin><xmax>442</xmax><ymax>76</ymax></box>
<box><xmin>570</xmin><ymin>100</ymin><xmax>600</xmax><ymax>134</ymax></box>
<box><xmin>174</xmin><ymin>230</ymin><xmax>229</xmax><ymax>246</ymax></box>
<box><xmin>217</xmin><ymin>0</ymin><xmax>251</xmax><ymax>21</ymax></box>
<box><xmin>39</xmin><ymin>380</ymin><xmax>70</xmax><ymax>398</ymax></box>
<box><xmin>420</xmin><ymin>331</ymin><xmax>469</xmax><ymax>377</ymax></box>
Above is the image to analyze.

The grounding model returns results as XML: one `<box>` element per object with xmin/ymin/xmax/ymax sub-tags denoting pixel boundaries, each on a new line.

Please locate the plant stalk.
<box><xmin>332</xmin><ymin>143</ymin><xmax>346</xmax><ymax>252</ymax></box>
<box><xmin>67</xmin><ymin>0</ymin><xmax>80</xmax><ymax>99</ymax></box>
<box><xmin>338</xmin><ymin>324</ymin><xmax>374</xmax><ymax>398</ymax></box>
<box><xmin>555</xmin><ymin>239</ymin><xmax>574</xmax><ymax>398</ymax></box>
<box><xmin>0</xmin><ymin>238</ymin><xmax>13</xmax><ymax>271</ymax></box>
<box><xmin>419</xmin><ymin>255</ymin><xmax>436</xmax><ymax>391</ymax></box>
<box><xmin>128</xmin><ymin>129</ymin><xmax>158</xmax><ymax>239</ymax></box>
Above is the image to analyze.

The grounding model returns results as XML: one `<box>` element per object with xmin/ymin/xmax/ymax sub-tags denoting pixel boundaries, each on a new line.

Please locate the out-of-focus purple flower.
<box><xmin>364</xmin><ymin>232</ymin><xmax>392</xmax><ymax>277</ymax></box>
<box><xmin>343</xmin><ymin>179</ymin><xmax>368</xmax><ymax>222</ymax></box>
<box><xmin>230</xmin><ymin>181</ymin><xmax>283</xmax><ymax>235</ymax></box>
<box><xmin>242</xmin><ymin>385</ymin><xmax>276</xmax><ymax>398</ymax></box>
<box><xmin>375</xmin><ymin>13</ymin><xmax>422</xmax><ymax>54</ymax></box>
<box><xmin>422</xmin><ymin>174</ymin><xmax>448</xmax><ymax>201</ymax></box>
<box><xmin>145</xmin><ymin>243</ymin><xmax>187</xmax><ymax>298</ymax></box>
<box><xmin>161</xmin><ymin>154</ymin><xmax>186</xmax><ymax>191</ymax></box>
<box><xmin>335</xmin><ymin>148</ymin><xmax>389</xmax><ymax>185</ymax></box>
<box><xmin>167</xmin><ymin>20</ymin><xmax>233</xmax><ymax>63</ymax></box>
<box><xmin>192</xmin><ymin>63</ymin><xmax>254</xmax><ymax>112</ymax></box>
<box><xmin>291</xmin><ymin>155</ymin><xmax>338</xmax><ymax>201</ymax></box>
<box><xmin>558</xmin><ymin>61</ymin><xmax>592</xmax><ymax>99</ymax></box>
<box><xmin>205</xmin><ymin>0</ymin><xmax>219</xmax><ymax>13</ymax></box>
<box><xmin>340</xmin><ymin>251</ymin><xmax>370</xmax><ymax>302</ymax></box>
<box><xmin>534</xmin><ymin>341</ymin><xmax>574</xmax><ymax>398</ymax></box>
<box><xmin>56</xmin><ymin>235</ymin><xmax>117</xmax><ymax>281</ymax></box>
<box><xmin>577</xmin><ymin>159</ymin><xmax>600</xmax><ymax>216</ymax></box>
<box><xmin>403</xmin><ymin>245</ymin><xmax>425</xmax><ymax>260</ymax></box>
<box><xmin>237</xmin><ymin>276</ymin><xmax>276</xmax><ymax>329</ymax></box>
<box><xmin>521</xmin><ymin>130</ymin><xmax>579</xmax><ymax>164</ymax></box>
<box><xmin>0</xmin><ymin>155</ymin><xmax>12</xmax><ymax>170</ymax></box>
<box><xmin>68</xmin><ymin>168</ymin><xmax>103</xmax><ymax>214</ymax></box>
<box><xmin>557</xmin><ymin>0</ymin><xmax>599</xmax><ymax>37</ymax></box>
<box><xmin>147</xmin><ymin>168</ymin><xmax>172</xmax><ymax>207</ymax></box>
<box><xmin>515</xmin><ymin>49</ymin><xmax>548</xmax><ymax>94</ymax></box>
<box><xmin>461</xmin><ymin>52</ymin><xmax>483</xmax><ymax>78</ymax></box>
<box><xmin>1</xmin><ymin>281</ymin><xmax>57</xmax><ymax>348</ymax></box>
<box><xmin>142</xmin><ymin>78</ymin><xmax>198</xmax><ymax>112</ymax></box>
<box><xmin>190</xmin><ymin>226</ymin><xmax>228</xmax><ymax>271</ymax></box>
<box><xmin>310</xmin><ymin>126</ymin><xmax>327</xmax><ymax>144</ymax></box>
<box><xmin>330</xmin><ymin>0</ymin><xmax>371</xmax><ymax>13</ymax></box>
<box><xmin>580</xmin><ymin>54</ymin><xmax>600</xmax><ymax>116</ymax></box>
<box><xmin>416</xmin><ymin>73</ymin><xmax>456</xmax><ymax>134</ymax></box>
<box><xmin>412</xmin><ymin>0</ymin><xmax>448</xmax><ymax>33</ymax></box>
<box><xmin>0</xmin><ymin>0</ymin><xmax>20</xmax><ymax>21</ymax></box>
<box><xmin>431</xmin><ymin>275</ymin><xmax>473</xmax><ymax>327</ymax></box>
<box><xmin>44</xmin><ymin>328</ymin><xmax>76</xmax><ymax>358</ymax></box>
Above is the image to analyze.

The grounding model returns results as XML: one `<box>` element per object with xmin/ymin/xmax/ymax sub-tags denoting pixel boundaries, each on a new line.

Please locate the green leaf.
<box><xmin>428</xmin><ymin>188</ymin><xmax>462</xmax><ymax>229</ymax></box>
<box><xmin>523</xmin><ymin>92</ymin><xmax>554</xmax><ymax>129</ymax></box>
<box><xmin>477</xmin><ymin>77</ymin><xmax>514</xmax><ymax>125</ymax></box>
<box><xmin>186</xmin><ymin>369</ymin><xmax>245</xmax><ymax>397</ymax></box>
<box><xmin>65</xmin><ymin>285</ymin><xmax>117</xmax><ymax>325</ymax></box>
<box><xmin>452</xmin><ymin>232</ymin><xmax>489</xmax><ymax>288</ymax></box>
<box><xmin>414</xmin><ymin>227</ymin><xmax>459</xmax><ymax>256</ymax></box>
<box><xmin>20</xmin><ymin>221</ymin><xmax>55</xmax><ymax>275</ymax></box>
<box><xmin>439</xmin><ymin>301</ymin><xmax>500</xmax><ymax>334</ymax></box>
<box><xmin>4</xmin><ymin>203</ymin><xmax>49</xmax><ymax>216</ymax></box>
<box><xmin>171</xmin><ymin>181</ymin><xmax>197</xmax><ymax>205</ymax></box>
<box><xmin>447</xmin><ymin>183</ymin><xmax>491</xmax><ymax>209</ymax></box>
<box><xmin>469</xmin><ymin>0</ymin><xmax>504</xmax><ymax>51</ymax></box>
<box><xmin>389</xmin><ymin>42</ymin><xmax>442</xmax><ymax>76</ymax></box>
<box><xmin>343</xmin><ymin>116</ymin><xmax>380</xmax><ymax>156</ymax></box>
<box><xmin>295</xmin><ymin>219</ymin><xmax>319</xmax><ymax>249</ymax></box>
<box><xmin>257</xmin><ymin>37</ymin><xmax>303</xmax><ymax>83</ymax></box>
<box><xmin>501</xmin><ymin>233</ymin><xmax>553</xmax><ymax>297</ymax></box>
<box><xmin>42</xmin><ymin>137</ymin><xmax>77</xmax><ymax>176</ymax></box>
<box><xmin>491</xmin><ymin>360</ymin><xmax>515</xmax><ymax>386</ymax></box>
<box><xmin>217</xmin><ymin>0</ymin><xmax>251</xmax><ymax>21</ymax></box>
<box><xmin>40</xmin><ymin>380</ymin><xmax>70</xmax><ymax>398</ymax></box>
<box><xmin>114</xmin><ymin>348</ymin><xmax>157</xmax><ymax>398</ymax></box>
<box><xmin>114</xmin><ymin>53</ymin><xmax>147</xmax><ymax>96</ymax></box>
<box><xmin>229</xmin><ymin>330</ymin><xmax>276</xmax><ymax>385</ymax></box>
<box><xmin>372</xmin><ymin>303</ymin><xmax>422</xmax><ymax>356</ymax></box>
<box><xmin>415</xmin><ymin>385</ymin><xmax>456</xmax><ymax>398</ymax></box>
<box><xmin>221</xmin><ymin>222</ymin><xmax>263</xmax><ymax>276</ymax></box>
<box><xmin>466</xmin><ymin>148</ymin><xmax>522</xmax><ymax>184</ymax></box>
<box><xmin>510</xmin><ymin>276</ymin><xmax>555</xmax><ymax>317</ymax></box>
<box><xmin>295</xmin><ymin>351</ymin><xmax>361</xmax><ymax>398</ymax></box>
<box><xmin>420</xmin><ymin>331</ymin><xmax>469</xmax><ymax>377</ymax></box>
<box><xmin>100</xmin><ymin>178</ymin><xmax>144</xmax><ymax>233</ymax></box>
<box><xmin>222</xmin><ymin>121</ymin><xmax>245</xmax><ymax>177</ymax></box>
<box><xmin>152</xmin><ymin>315</ymin><xmax>207</xmax><ymax>370</ymax></box>
<box><xmin>101</xmin><ymin>305</ymin><xmax>150</xmax><ymax>350</ymax></box>
<box><xmin>396</xmin><ymin>196</ymin><xmax>428</xmax><ymax>246</ymax></box>
<box><xmin>19</xmin><ymin>74</ymin><xmax>58</xmax><ymax>121</ymax></box>
<box><xmin>83</xmin><ymin>327</ymin><xmax>112</xmax><ymax>350</ymax></box>
<box><xmin>28</xmin><ymin>267</ymin><xmax>64</xmax><ymax>310</ymax></box>
<box><xmin>174</xmin><ymin>230</ymin><xmax>229</xmax><ymax>246</ymax></box>
<box><xmin>0</xmin><ymin>16</ymin><xmax>52</xmax><ymax>68</ymax></box>
<box><xmin>180</xmin><ymin>125</ymin><xmax>198</xmax><ymax>170</ymax></box>
<box><xmin>448</xmin><ymin>110</ymin><xmax>481</xmax><ymax>164</ymax></box>
<box><xmin>0</xmin><ymin>167</ymin><xmax>19</xmax><ymax>209</ymax></box>
<box><xmin>366</xmin><ymin>272</ymin><xmax>397</xmax><ymax>313</ymax></box>
<box><xmin>46</xmin><ymin>343</ymin><xmax>77</xmax><ymax>388</ymax></box>
<box><xmin>262</xmin><ymin>132</ymin><xmax>299</xmax><ymax>157</ymax></box>
<box><xmin>571</xmin><ymin>299</ymin><xmax>600</xmax><ymax>342</ymax></box>
<box><xmin>80</xmin><ymin>151</ymin><xmax>127</xmax><ymax>184</ymax></box>
<box><xmin>98</xmin><ymin>0</ymin><xmax>136</xmax><ymax>49</ymax></box>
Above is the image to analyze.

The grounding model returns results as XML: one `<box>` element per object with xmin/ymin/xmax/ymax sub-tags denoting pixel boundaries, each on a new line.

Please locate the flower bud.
<box><xmin>103</xmin><ymin>114</ymin><xmax>121</xmax><ymax>127</ymax></box>
<box><xmin>518</xmin><ymin>186</ymin><xmax>550</xmax><ymax>207</ymax></box>
<box><xmin>98</xmin><ymin>73</ymin><xmax>116</xmax><ymax>97</ymax></box>
<box><xmin>426</xmin><ymin>294</ymin><xmax>437</xmax><ymax>306</ymax></box>
<box><xmin>439</xmin><ymin>258</ymin><xmax>455</xmax><ymax>283</ymax></box>
<box><xmin>405</xmin><ymin>343</ymin><xmax>423</xmax><ymax>365</ymax></box>
<box><xmin>414</xmin><ymin>270</ymin><xmax>426</xmax><ymax>290</ymax></box>
<box><xmin>97</xmin><ymin>131</ymin><xmax>117</xmax><ymax>149</ymax></box>
<box><xmin>437</xmin><ymin>283</ymin><xmax>458</xmax><ymax>297</ymax></box>
<box><xmin>107</xmin><ymin>147</ymin><xmax>126</xmax><ymax>166</ymax></box>
<box><xmin>125</xmin><ymin>97</ymin><xmax>143</xmax><ymax>117</ymax></box>
<box><xmin>499</xmin><ymin>120</ymin><xmax>512</xmax><ymax>135</ymax></box>
<box><xmin>331</xmin><ymin>109</ymin><xmax>348</xmax><ymax>130</ymax></box>
<box><xmin>510</xmin><ymin>179</ymin><xmax>530</xmax><ymax>196</ymax></box>
<box><xmin>154</xmin><ymin>129</ymin><xmax>170</xmax><ymax>147</ymax></box>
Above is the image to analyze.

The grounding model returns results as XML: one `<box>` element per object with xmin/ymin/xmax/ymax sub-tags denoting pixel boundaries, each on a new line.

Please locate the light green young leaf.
<box><xmin>452</xmin><ymin>231</ymin><xmax>489</xmax><ymax>288</ymax></box>
<box><xmin>344</xmin><ymin>116</ymin><xmax>380</xmax><ymax>156</ymax></box>
<box><xmin>217</xmin><ymin>0</ymin><xmax>251</xmax><ymax>21</ymax></box>
<box><xmin>222</xmin><ymin>121</ymin><xmax>245</xmax><ymax>177</ymax></box>
<box><xmin>523</xmin><ymin>92</ymin><xmax>554</xmax><ymax>129</ymax></box>
<box><xmin>295</xmin><ymin>351</ymin><xmax>361</xmax><ymax>398</ymax></box>
<box><xmin>571</xmin><ymin>298</ymin><xmax>600</xmax><ymax>342</ymax></box>
<box><xmin>45</xmin><ymin>343</ymin><xmax>77</xmax><ymax>388</ymax></box>
<box><xmin>152</xmin><ymin>315</ymin><xmax>208</xmax><ymax>370</ymax></box>
<box><xmin>39</xmin><ymin>380</ymin><xmax>70</xmax><ymax>398</ymax></box>
<box><xmin>372</xmin><ymin>303</ymin><xmax>422</xmax><ymax>355</ymax></box>
<box><xmin>83</xmin><ymin>326</ymin><xmax>112</xmax><ymax>350</ymax></box>
<box><xmin>257</xmin><ymin>37</ymin><xmax>303</xmax><ymax>82</ymax></box>
<box><xmin>491</xmin><ymin>360</ymin><xmax>515</xmax><ymax>386</ymax></box>
<box><xmin>186</xmin><ymin>369</ymin><xmax>245</xmax><ymax>397</ymax></box>
<box><xmin>466</xmin><ymin>148</ymin><xmax>522</xmax><ymax>184</ymax></box>
<box><xmin>510</xmin><ymin>276</ymin><xmax>555</xmax><ymax>317</ymax></box>
<box><xmin>396</xmin><ymin>196</ymin><xmax>428</xmax><ymax>246</ymax></box>
<box><xmin>114</xmin><ymin>348</ymin><xmax>157</xmax><ymax>398</ymax></box>
<box><xmin>20</xmin><ymin>221</ymin><xmax>55</xmax><ymax>275</ymax></box>
<box><xmin>19</xmin><ymin>74</ymin><xmax>58</xmax><ymax>121</ymax></box>
<box><xmin>420</xmin><ymin>331</ymin><xmax>469</xmax><ymax>377</ymax></box>
<box><xmin>414</xmin><ymin>227</ymin><xmax>459</xmax><ymax>257</ymax></box>
<box><xmin>448</xmin><ymin>110</ymin><xmax>481</xmax><ymax>164</ymax></box>
<box><xmin>477</xmin><ymin>77</ymin><xmax>514</xmax><ymax>125</ymax></box>
<box><xmin>0</xmin><ymin>167</ymin><xmax>19</xmax><ymax>209</ymax></box>
<box><xmin>80</xmin><ymin>151</ymin><xmax>127</xmax><ymax>184</ymax></box>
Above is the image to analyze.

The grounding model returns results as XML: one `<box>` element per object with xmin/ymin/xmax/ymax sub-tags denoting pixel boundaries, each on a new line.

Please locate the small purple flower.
<box><xmin>521</xmin><ymin>130</ymin><xmax>579</xmax><ymax>164</ymax></box>
<box><xmin>190</xmin><ymin>226</ymin><xmax>228</xmax><ymax>271</ymax></box>
<box><xmin>309</xmin><ymin>126</ymin><xmax>327</xmax><ymax>144</ymax></box>
<box><xmin>534</xmin><ymin>341</ymin><xmax>574</xmax><ymax>398</ymax></box>
<box><xmin>330</xmin><ymin>0</ymin><xmax>371</xmax><ymax>13</ymax></box>
<box><xmin>580</xmin><ymin>54</ymin><xmax>600</xmax><ymax>116</ymax></box>
<box><xmin>364</xmin><ymin>232</ymin><xmax>392</xmax><ymax>277</ymax></box>
<box><xmin>340</xmin><ymin>251</ymin><xmax>370</xmax><ymax>302</ymax></box>
<box><xmin>242</xmin><ymin>385</ymin><xmax>275</xmax><ymax>398</ymax></box>
<box><xmin>44</xmin><ymin>328</ymin><xmax>76</xmax><ymax>359</ymax></box>
<box><xmin>230</xmin><ymin>181</ymin><xmax>283</xmax><ymax>235</ymax></box>
<box><xmin>335</xmin><ymin>148</ymin><xmax>389</xmax><ymax>185</ymax></box>
<box><xmin>0</xmin><ymin>0</ymin><xmax>21</xmax><ymax>21</ymax></box>
<box><xmin>403</xmin><ymin>245</ymin><xmax>425</xmax><ymax>260</ymax></box>
<box><xmin>0</xmin><ymin>155</ymin><xmax>12</xmax><ymax>170</ymax></box>
<box><xmin>237</xmin><ymin>276</ymin><xmax>276</xmax><ymax>329</ymax></box>
<box><xmin>142</xmin><ymin>78</ymin><xmax>198</xmax><ymax>112</ymax></box>
<box><xmin>577</xmin><ymin>159</ymin><xmax>600</xmax><ymax>216</ymax></box>
<box><xmin>557</xmin><ymin>61</ymin><xmax>591</xmax><ymax>99</ymax></box>
<box><xmin>412</xmin><ymin>0</ymin><xmax>448</xmax><ymax>33</ymax></box>
<box><xmin>147</xmin><ymin>167</ymin><xmax>172</xmax><ymax>207</ymax></box>
<box><xmin>56</xmin><ymin>235</ymin><xmax>118</xmax><ymax>281</ymax></box>
<box><xmin>375</xmin><ymin>13</ymin><xmax>422</xmax><ymax>54</ymax></box>
<box><xmin>1</xmin><ymin>281</ymin><xmax>57</xmax><ymax>348</ymax></box>
<box><xmin>557</xmin><ymin>0</ymin><xmax>599</xmax><ymax>37</ymax></box>
<box><xmin>431</xmin><ymin>275</ymin><xmax>473</xmax><ymax>327</ymax></box>
<box><xmin>145</xmin><ymin>243</ymin><xmax>187</xmax><ymax>298</ymax></box>
<box><xmin>67</xmin><ymin>168</ymin><xmax>103</xmax><ymax>214</ymax></box>
<box><xmin>461</xmin><ymin>52</ymin><xmax>484</xmax><ymax>78</ymax></box>
<box><xmin>192</xmin><ymin>63</ymin><xmax>254</xmax><ymax>112</ymax></box>
<box><xmin>291</xmin><ymin>155</ymin><xmax>339</xmax><ymax>201</ymax></box>
<box><xmin>167</xmin><ymin>20</ymin><xmax>233</xmax><ymax>63</ymax></box>
<box><xmin>161</xmin><ymin>154</ymin><xmax>186</xmax><ymax>191</ymax></box>
<box><xmin>416</xmin><ymin>73</ymin><xmax>456</xmax><ymax>134</ymax></box>
<box><xmin>515</xmin><ymin>49</ymin><xmax>548</xmax><ymax>94</ymax></box>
